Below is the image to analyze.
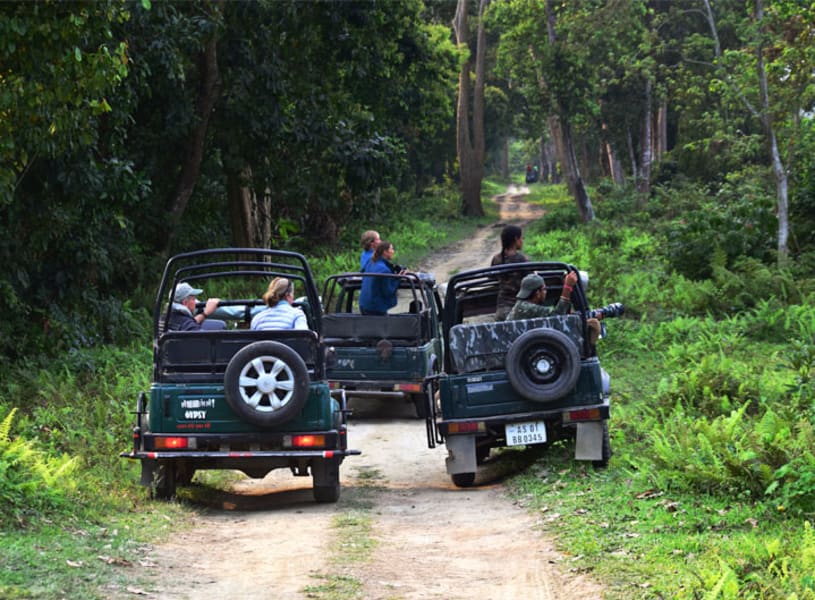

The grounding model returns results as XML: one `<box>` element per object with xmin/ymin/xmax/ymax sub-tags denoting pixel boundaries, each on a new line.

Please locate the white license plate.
<box><xmin>505</xmin><ymin>421</ymin><xmax>547</xmax><ymax>446</ymax></box>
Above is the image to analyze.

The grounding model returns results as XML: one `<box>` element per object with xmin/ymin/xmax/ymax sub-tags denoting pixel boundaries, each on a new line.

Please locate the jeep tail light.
<box><xmin>395</xmin><ymin>383</ymin><xmax>422</xmax><ymax>393</ymax></box>
<box><xmin>288</xmin><ymin>435</ymin><xmax>325</xmax><ymax>448</ymax></box>
<box><xmin>563</xmin><ymin>408</ymin><xmax>602</xmax><ymax>423</ymax></box>
<box><xmin>328</xmin><ymin>381</ymin><xmax>342</xmax><ymax>389</ymax></box>
<box><xmin>447</xmin><ymin>421</ymin><xmax>485</xmax><ymax>434</ymax></box>
<box><xmin>154</xmin><ymin>436</ymin><xmax>189</xmax><ymax>450</ymax></box>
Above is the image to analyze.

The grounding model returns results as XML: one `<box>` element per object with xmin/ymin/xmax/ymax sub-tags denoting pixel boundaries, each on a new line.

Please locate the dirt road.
<box><xmin>135</xmin><ymin>187</ymin><xmax>604</xmax><ymax>600</ymax></box>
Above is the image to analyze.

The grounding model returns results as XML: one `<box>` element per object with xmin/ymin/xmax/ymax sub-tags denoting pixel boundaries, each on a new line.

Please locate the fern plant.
<box><xmin>0</xmin><ymin>408</ymin><xmax>80</xmax><ymax>527</ymax></box>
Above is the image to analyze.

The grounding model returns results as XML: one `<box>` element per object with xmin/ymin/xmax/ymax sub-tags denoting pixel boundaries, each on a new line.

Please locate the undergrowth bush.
<box><xmin>0</xmin><ymin>409</ymin><xmax>80</xmax><ymax>528</ymax></box>
<box><xmin>0</xmin><ymin>344</ymin><xmax>152</xmax><ymax>480</ymax></box>
<box><xmin>687</xmin><ymin>521</ymin><xmax>815</xmax><ymax>599</ymax></box>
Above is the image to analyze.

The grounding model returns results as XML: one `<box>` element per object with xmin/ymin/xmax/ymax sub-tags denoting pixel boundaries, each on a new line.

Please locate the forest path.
<box><xmin>126</xmin><ymin>186</ymin><xmax>603</xmax><ymax>600</ymax></box>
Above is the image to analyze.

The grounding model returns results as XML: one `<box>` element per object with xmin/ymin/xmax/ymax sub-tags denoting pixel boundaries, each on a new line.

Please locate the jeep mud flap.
<box><xmin>574</xmin><ymin>421</ymin><xmax>604</xmax><ymax>461</ymax></box>
<box><xmin>444</xmin><ymin>434</ymin><xmax>477</xmax><ymax>475</ymax></box>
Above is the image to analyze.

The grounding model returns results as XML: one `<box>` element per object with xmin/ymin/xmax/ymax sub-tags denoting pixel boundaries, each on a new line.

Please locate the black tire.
<box><xmin>312</xmin><ymin>458</ymin><xmax>341</xmax><ymax>503</ymax></box>
<box><xmin>411</xmin><ymin>393</ymin><xmax>429</xmax><ymax>419</ymax></box>
<box><xmin>151</xmin><ymin>461</ymin><xmax>177</xmax><ymax>500</ymax></box>
<box><xmin>476</xmin><ymin>443</ymin><xmax>490</xmax><ymax>465</ymax></box>
<box><xmin>175</xmin><ymin>462</ymin><xmax>195</xmax><ymax>486</ymax></box>
<box><xmin>505</xmin><ymin>328</ymin><xmax>581</xmax><ymax>402</ymax></box>
<box><xmin>451</xmin><ymin>472</ymin><xmax>476</xmax><ymax>488</ymax></box>
<box><xmin>593</xmin><ymin>421</ymin><xmax>612</xmax><ymax>469</ymax></box>
<box><xmin>224</xmin><ymin>341</ymin><xmax>310</xmax><ymax>427</ymax></box>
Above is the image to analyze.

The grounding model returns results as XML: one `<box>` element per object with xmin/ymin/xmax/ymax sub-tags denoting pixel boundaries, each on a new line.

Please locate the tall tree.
<box><xmin>700</xmin><ymin>0</ymin><xmax>807</xmax><ymax>265</ymax></box>
<box><xmin>453</xmin><ymin>0</ymin><xmax>488</xmax><ymax>217</ymax></box>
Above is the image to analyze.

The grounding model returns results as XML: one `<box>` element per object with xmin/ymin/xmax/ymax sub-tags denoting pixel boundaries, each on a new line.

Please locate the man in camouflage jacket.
<box><xmin>506</xmin><ymin>271</ymin><xmax>578</xmax><ymax>321</ymax></box>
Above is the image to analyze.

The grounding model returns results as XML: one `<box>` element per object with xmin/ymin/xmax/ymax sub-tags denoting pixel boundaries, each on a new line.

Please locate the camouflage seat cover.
<box><xmin>448</xmin><ymin>314</ymin><xmax>583</xmax><ymax>374</ymax></box>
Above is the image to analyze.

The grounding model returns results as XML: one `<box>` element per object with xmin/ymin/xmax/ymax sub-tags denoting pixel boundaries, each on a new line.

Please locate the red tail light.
<box><xmin>291</xmin><ymin>435</ymin><xmax>325</xmax><ymax>448</ymax></box>
<box><xmin>563</xmin><ymin>408</ymin><xmax>602</xmax><ymax>423</ymax></box>
<box><xmin>395</xmin><ymin>383</ymin><xmax>422</xmax><ymax>393</ymax></box>
<box><xmin>447</xmin><ymin>421</ymin><xmax>485</xmax><ymax>434</ymax></box>
<box><xmin>154</xmin><ymin>437</ymin><xmax>189</xmax><ymax>450</ymax></box>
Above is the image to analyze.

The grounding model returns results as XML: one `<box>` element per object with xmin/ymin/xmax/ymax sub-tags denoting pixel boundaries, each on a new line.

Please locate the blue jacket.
<box><xmin>359</xmin><ymin>259</ymin><xmax>399</xmax><ymax>314</ymax></box>
<box><xmin>360</xmin><ymin>248</ymin><xmax>373</xmax><ymax>270</ymax></box>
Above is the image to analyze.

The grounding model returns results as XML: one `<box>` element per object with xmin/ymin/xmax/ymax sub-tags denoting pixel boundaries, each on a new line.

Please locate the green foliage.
<box><xmin>655</xmin><ymin>175</ymin><xmax>777</xmax><ymax>281</ymax></box>
<box><xmin>0</xmin><ymin>409</ymin><xmax>80</xmax><ymax>528</ymax></box>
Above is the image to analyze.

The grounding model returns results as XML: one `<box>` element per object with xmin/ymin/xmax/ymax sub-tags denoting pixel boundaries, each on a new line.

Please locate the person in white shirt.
<box><xmin>251</xmin><ymin>277</ymin><xmax>309</xmax><ymax>330</ymax></box>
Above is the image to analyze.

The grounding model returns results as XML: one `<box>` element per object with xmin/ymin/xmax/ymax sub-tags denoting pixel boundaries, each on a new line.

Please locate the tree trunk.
<box><xmin>656</xmin><ymin>98</ymin><xmax>668</xmax><ymax>161</ymax></box>
<box><xmin>453</xmin><ymin>0</ymin><xmax>488</xmax><ymax>217</ymax></box>
<box><xmin>626</xmin><ymin>126</ymin><xmax>638</xmax><ymax>185</ymax></box>
<box><xmin>755</xmin><ymin>0</ymin><xmax>789</xmax><ymax>264</ymax></box>
<box><xmin>637</xmin><ymin>78</ymin><xmax>652</xmax><ymax>202</ymax></box>
<box><xmin>602</xmin><ymin>122</ymin><xmax>625</xmax><ymax>185</ymax></box>
<box><xmin>543</xmin><ymin>0</ymin><xmax>593</xmax><ymax>222</ymax></box>
<box><xmin>227</xmin><ymin>167</ymin><xmax>272</xmax><ymax>249</ymax></box>
<box><xmin>501</xmin><ymin>138</ymin><xmax>509</xmax><ymax>181</ymax></box>
<box><xmin>165</xmin><ymin>11</ymin><xmax>221</xmax><ymax>244</ymax></box>
<box><xmin>539</xmin><ymin>137</ymin><xmax>549</xmax><ymax>183</ymax></box>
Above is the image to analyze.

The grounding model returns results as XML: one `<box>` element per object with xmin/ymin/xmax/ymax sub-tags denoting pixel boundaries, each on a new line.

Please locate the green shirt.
<box><xmin>506</xmin><ymin>297</ymin><xmax>571</xmax><ymax>321</ymax></box>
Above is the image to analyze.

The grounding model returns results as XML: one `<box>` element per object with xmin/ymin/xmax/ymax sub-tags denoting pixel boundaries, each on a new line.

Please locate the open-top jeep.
<box><xmin>430</xmin><ymin>261</ymin><xmax>623</xmax><ymax>487</ymax></box>
<box><xmin>121</xmin><ymin>248</ymin><xmax>359</xmax><ymax>502</ymax></box>
<box><xmin>322</xmin><ymin>271</ymin><xmax>443</xmax><ymax>418</ymax></box>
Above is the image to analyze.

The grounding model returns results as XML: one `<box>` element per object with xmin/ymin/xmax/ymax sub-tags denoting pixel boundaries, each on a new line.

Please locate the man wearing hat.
<box><xmin>168</xmin><ymin>282</ymin><xmax>221</xmax><ymax>331</ymax></box>
<box><xmin>506</xmin><ymin>271</ymin><xmax>578</xmax><ymax>321</ymax></box>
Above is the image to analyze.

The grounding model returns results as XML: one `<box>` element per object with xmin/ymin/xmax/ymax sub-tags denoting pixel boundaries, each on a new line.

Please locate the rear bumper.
<box><xmin>437</xmin><ymin>402</ymin><xmax>610</xmax><ymax>437</ymax></box>
<box><xmin>121</xmin><ymin>448</ymin><xmax>361</xmax><ymax>460</ymax></box>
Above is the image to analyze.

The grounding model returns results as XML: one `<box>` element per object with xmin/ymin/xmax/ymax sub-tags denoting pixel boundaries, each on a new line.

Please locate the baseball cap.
<box><xmin>173</xmin><ymin>282</ymin><xmax>203</xmax><ymax>303</ymax></box>
<box><xmin>516</xmin><ymin>274</ymin><xmax>545</xmax><ymax>300</ymax></box>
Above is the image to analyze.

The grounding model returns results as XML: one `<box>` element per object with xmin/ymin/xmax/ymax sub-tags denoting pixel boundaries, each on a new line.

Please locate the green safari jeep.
<box><xmin>322</xmin><ymin>271</ymin><xmax>443</xmax><ymax>418</ymax></box>
<box><xmin>430</xmin><ymin>261</ymin><xmax>623</xmax><ymax>487</ymax></box>
<box><xmin>121</xmin><ymin>248</ymin><xmax>359</xmax><ymax>502</ymax></box>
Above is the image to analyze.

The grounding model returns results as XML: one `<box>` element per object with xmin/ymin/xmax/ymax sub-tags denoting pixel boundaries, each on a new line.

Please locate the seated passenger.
<box><xmin>359</xmin><ymin>240</ymin><xmax>401</xmax><ymax>316</ymax></box>
<box><xmin>251</xmin><ymin>277</ymin><xmax>309</xmax><ymax>330</ymax></box>
<box><xmin>506</xmin><ymin>271</ymin><xmax>578</xmax><ymax>321</ymax></box>
<box><xmin>168</xmin><ymin>282</ymin><xmax>221</xmax><ymax>331</ymax></box>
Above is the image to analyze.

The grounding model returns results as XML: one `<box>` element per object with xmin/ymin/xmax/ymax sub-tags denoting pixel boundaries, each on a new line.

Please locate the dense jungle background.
<box><xmin>2</xmin><ymin>1</ymin><xmax>815</xmax><ymax>598</ymax></box>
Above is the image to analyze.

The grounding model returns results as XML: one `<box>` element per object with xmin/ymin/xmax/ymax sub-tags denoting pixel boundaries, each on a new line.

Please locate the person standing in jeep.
<box><xmin>490</xmin><ymin>225</ymin><xmax>528</xmax><ymax>321</ymax></box>
<box><xmin>359</xmin><ymin>240</ymin><xmax>402</xmax><ymax>315</ymax></box>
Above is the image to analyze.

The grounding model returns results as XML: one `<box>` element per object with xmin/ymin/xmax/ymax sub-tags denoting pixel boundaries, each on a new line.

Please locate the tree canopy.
<box><xmin>1</xmin><ymin>0</ymin><xmax>813</xmax><ymax>361</ymax></box>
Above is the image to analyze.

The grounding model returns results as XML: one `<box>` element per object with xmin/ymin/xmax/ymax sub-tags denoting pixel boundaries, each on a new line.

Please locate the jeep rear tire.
<box><xmin>224</xmin><ymin>341</ymin><xmax>310</xmax><ymax>427</ymax></box>
<box><xmin>505</xmin><ymin>328</ymin><xmax>581</xmax><ymax>402</ymax></box>
<box><xmin>451</xmin><ymin>472</ymin><xmax>476</xmax><ymax>487</ymax></box>
<box><xmin>312</xmin><ymin>458</ymin><xmax>341</xmax><ymax>503</ymax></box>
<box><xmin>592</xmin><ymin>421</ymin><xmax>612</xmax><ymax>469</ymax></box>
<box><xmin>150</xmin><ymin>461</ymin><xmax>177</xmax><ymax>500</ymax></box>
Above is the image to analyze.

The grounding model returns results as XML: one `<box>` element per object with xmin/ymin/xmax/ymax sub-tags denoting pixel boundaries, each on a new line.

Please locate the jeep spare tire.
<box><xmin>225</xmin><ymin>341</ymin><xmax>310</xmax><ymax>427</ymax></box>
<box><xmin>505</xmin><ymin>328</ymin><xmax>581</xmax><ymax>402</ymax></box>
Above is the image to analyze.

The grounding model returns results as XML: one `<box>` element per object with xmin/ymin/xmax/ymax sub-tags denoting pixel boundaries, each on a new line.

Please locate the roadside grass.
<box><xmin>502</xmin><ymin>182</ymin><xmax>815</xmax><ymax>598</ymax></box>
<box><xmin>0</xmin><ymin>501</ymin><xmax>190</xmax><ymax>600</ymax></box>
<box><xmin>508</xmin><ymin>344</ymin><xmax>815</xmax><ymax>599</ymax></box>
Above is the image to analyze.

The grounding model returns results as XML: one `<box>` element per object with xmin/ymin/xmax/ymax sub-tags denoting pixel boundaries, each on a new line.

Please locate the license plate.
<box><xmin>505</xmin><ymin>421</ymin><xmax>547</xmax><ymax>446</ymax></box>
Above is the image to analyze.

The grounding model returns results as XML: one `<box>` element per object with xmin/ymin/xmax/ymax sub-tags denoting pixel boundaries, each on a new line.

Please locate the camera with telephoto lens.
<box><xmin>391</xmin><ymin>263</ymin><xmax>406</xmax><ymax>274</ymax></box>
<box><xmin>588</xmin><ymin>302</ymin><xmax>624</xmax><ymax>320</ymax></box>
